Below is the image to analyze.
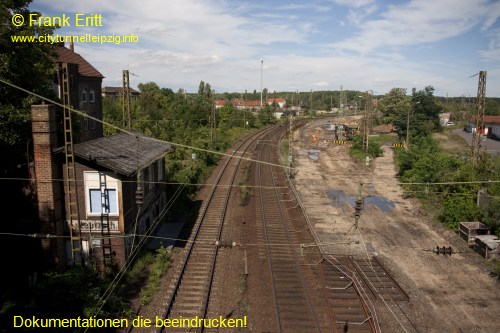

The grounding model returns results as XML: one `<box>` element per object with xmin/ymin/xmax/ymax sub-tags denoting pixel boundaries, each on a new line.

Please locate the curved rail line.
<box><xmin>155</xmin><ymin>125</ymin><xmax>276</xmax><ymax>333</ymax></box>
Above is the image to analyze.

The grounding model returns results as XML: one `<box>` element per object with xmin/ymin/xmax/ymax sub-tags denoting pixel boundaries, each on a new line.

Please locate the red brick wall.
<box><xmin>31</xmin><ymin>104</ymin><xmax>66</xmax><ymax>271</ymax></box>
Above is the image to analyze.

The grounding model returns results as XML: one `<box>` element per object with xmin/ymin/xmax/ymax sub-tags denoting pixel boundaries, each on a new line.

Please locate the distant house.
<box><xmin>439</xmin><ymin>112</ymin><xmax>451</xmax><ymax>126</ymax></box>
<box><xmin>102</xmin><ymin>86</ymin><xmax>140</xmax><ymax>100</ymax></box>
<box><xmin>268</xmin><ymin>97</ymin><xmax>286</xmax><ymax>108</ymax></box>
<box><xmin>467</xmin><ymin>115</ymin><xmax>500</xmax><ymax>137</ymax></box>
<box><xmin>54</xmin><ymin>43</ymin><xmax>104</xmax><ymax>143</ymax></box>
<box><xmin>215</xmin><ymin>99</ymin><xmax>263</xmax><ymax>110</ymax></box>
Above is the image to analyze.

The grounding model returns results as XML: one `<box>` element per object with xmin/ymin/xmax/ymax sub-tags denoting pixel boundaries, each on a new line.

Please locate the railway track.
<box><xmin>152</xmin><ymin>126</ymin><xmax>275</xmax><ymax>333</ymax></box>
<box><xmin>135</xmin><ymin>119</ymin><xmax>409</xmax><ymax>333</ymax></box>
<box><xmin>255</xmin><ymin>125</ymin><xmax>330</xmax><ymax>333</ymax></box>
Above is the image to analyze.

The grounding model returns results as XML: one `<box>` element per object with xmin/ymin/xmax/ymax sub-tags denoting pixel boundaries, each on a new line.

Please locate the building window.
<box><xmin>89</xmin><ymin>117</ymin><xmax>96</xmax><ymax>130</ymax></box>
<box><xmin>89</xmin><ymin>89</ymin><xmax>95</xmax><ymax>102</ymax></box>
<box><xmin>88</xmin><ymin>188</ymin><xmax>118</xmax><ymax>214</ymax></box>
<box><xmin>82</xmin><ymin>89</ymin><xmax>87</xmax><ymax>102</ymax></box>
<box><xmin>82</xmin><ymin>114</ymin><xmax>88</xmax><ymax>130</ymax></box>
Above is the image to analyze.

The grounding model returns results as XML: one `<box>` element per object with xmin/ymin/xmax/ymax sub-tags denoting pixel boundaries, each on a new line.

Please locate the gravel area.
<box><xmin>292</xmin><ymin>117</ymin><xmax>500</xmax><ymax>332</ymax></box>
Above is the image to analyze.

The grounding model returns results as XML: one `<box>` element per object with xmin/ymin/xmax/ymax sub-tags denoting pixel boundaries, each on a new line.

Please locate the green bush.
<box><xmin>140</xmin><ymin>246</ymin><xmax>170</xmax><ymax>306</ymax></box>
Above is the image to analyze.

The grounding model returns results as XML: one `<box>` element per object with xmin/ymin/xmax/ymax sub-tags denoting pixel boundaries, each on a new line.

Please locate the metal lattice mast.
<box><xmin>471</xmin><ymin>71</ymin><xmax>487</xmax><ymax>167</ymax></box>
<box><xmin>122</xmin><ymin>70</ymin><xmax>131</xmax><ymax>130</ymax></box>
<box><xmin>61</xmin><ymin>62</ymin><xmax>83</xmax><ymax>265</ymax></box>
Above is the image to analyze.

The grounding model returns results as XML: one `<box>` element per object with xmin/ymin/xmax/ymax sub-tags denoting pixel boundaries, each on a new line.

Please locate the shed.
<box><xmin>475</xmin><ymin>235</ymin><xmax>500</xmax><ymax>260</ymax></box>
<box><xmin>459</xmin><ymin>222</ymin><xmax>490</xmax><ymax>246</ymax></box>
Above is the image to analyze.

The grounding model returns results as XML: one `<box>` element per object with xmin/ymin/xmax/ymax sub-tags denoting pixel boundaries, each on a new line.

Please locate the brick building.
<box><xmin>32</xmin><ymin>46</ymin><xmax>174</xmax><ymax>270</ymax></box>
<box><xmin>32</xmin><ymin>105</ymin><xmax>173</xmax><ymax>269</ymax></box>
<box><xmin>54</xmin><ymin>43</ymin><xmax>104</xmax><ymax>143</ymax></box>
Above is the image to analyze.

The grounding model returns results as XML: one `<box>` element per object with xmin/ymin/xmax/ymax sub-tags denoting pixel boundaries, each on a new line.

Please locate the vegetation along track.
<box><xmin>152</xmin><ymin>125</ymin><xmax>276</xmax><ymax>333</ymax></box>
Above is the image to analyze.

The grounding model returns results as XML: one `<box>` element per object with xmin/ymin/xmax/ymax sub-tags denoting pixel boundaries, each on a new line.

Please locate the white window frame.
<box><xmin>89</xmin><ymin>89</ymin><xmax>95</xmax><ymax>102</ymax></box>
<box><xmin>88</xmin><ymin>188</ymin><xmax>118</xmax><ymax>215</ymax></box>
<box><xmin>84</xmin><ymin>171</ymin><xmax>119</xmax><ymax>217</ymax></box>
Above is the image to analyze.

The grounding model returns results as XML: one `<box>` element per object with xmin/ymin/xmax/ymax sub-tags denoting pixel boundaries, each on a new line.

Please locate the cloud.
<box><xmin>346</xmin><ymin>4</ymin><xmax>377</xmax><ymax>25</ymax></box>
<box><xmin>333</xmin><ymin>0</ymin><xmax>494</xmax><ymax>54</ymax></box>
<box><xmin>31</xmin><ymin>0</ymin><xmax>500</xmax><ymax>97</ymax></box>
<box><xmin>331</xmin><ymin>0</ymin><xmax>374</xmax><ymax>8</ymax></box>
<box><xmin>479</xmin><ymin>29</ymin><xmax>500</xmax><ymax>61</ymax></box>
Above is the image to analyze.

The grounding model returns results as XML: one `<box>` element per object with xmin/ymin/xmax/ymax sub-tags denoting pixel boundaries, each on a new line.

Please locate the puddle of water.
<box><xmin>327</xmin><ymin>189</ymin><xmax>395</xmax><ymax>212</ymax></box>
<box><xmin>304</xmin><ymin>149</ymin><xmax>321</xmax><ymax>160</ymax></box>
<box><xmin>304</xmin><ymin>149</ymin><xmax>321</xmax><ymax>153</ymax></box>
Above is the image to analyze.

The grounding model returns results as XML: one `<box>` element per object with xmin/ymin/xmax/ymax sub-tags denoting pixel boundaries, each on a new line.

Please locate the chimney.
<box><xmin>32</xmin><ymin>104</ymin><xmax>66</xmax><ymax>271</ymax></box>
<box><xmin>70</xmin><ymin>41</ymin><xmax>74</xmax><ymax>51</ymax></box>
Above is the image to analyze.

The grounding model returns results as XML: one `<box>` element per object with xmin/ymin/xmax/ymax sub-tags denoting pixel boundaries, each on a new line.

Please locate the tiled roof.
<box><xmin>215</xmin><ymin>99</ymin><xmax>263</xmax><ymax>107</ymax></box>
<box><xmin>72</xmin><ymin>132</ymin><xmax>174</xmax><ymax>176</ymax></box>
<box><xmin>55</xmin><ymin>46</ymin><xmax>104</xmax><ymax>78</ymax></box>
<box><xmin>102</xmin><ymin>86</ymin><xmax>140</xmax><ymax>94</ymax></box>
<box><xmin>471</xmin><ymin>115</ymin><xmax>500</xmax><ymax>124</ymax></box>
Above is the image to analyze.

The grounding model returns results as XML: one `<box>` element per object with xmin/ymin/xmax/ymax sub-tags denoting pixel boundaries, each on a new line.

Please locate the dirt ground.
<box><xmin>292</xmin><ymin>117</ymin><xmax>500</xmax><ymax>333</ymax></box>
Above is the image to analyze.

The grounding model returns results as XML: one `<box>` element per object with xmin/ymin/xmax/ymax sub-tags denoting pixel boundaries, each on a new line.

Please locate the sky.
<box><xmin>30</xmin><ymin>0</ymin><xmax>500</xmax><ymax>97</ymax></box>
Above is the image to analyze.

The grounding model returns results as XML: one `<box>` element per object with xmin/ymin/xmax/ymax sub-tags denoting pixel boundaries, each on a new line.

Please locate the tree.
<box><xmin>378</xmin><ymin>88</ymin><xmax>410</xmax><ymax>125</ymax></box>
<box><xmin>410</xmin><ymin>86</ymin><xmax>442</xmax><ymax>138</ymax></box>
<box><xmin>0</xmin><ymin>0</ymin><xmax>60</xmax><ymax>292</ymax></box>
<box><xmin>0</xmin><ymin>0</ymin><xmax>58</xmax><ymax>168</ymax></box>
<box><xmin>198</xmin><ymin>80</ymin><xmax>205</xmax><ymax>96</ymax></box>
<box><xmin>485</xmin><ymin>99</ymin><xmax>500</xmax><ymax>116</ymax></box>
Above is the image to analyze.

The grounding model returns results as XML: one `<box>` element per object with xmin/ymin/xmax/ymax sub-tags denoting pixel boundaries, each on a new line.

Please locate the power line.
<box><xmin>0</xmin><ymin>77</ymin><xmax>291</xmax><ymax>171</ymax></box>
<box><xmin>3</xmin><ymin>176</ymin><xmax>500</xmax><ymax>187</ymax></box>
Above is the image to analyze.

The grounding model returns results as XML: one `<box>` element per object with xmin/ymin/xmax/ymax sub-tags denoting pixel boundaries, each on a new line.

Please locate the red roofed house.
<box><xmin>268</xmin><ymin>97</ymin><xmax>286</xmax><ymax>108</ymax></box>
<box><xmin>215</xmin><ymin>99</ymin><xmax>263</xmax><ymax>110</ymax></box>
<box><xmin>467</xmin><ymin>115</ymin><xmax>500</xmax><ymax>138</ymax></box>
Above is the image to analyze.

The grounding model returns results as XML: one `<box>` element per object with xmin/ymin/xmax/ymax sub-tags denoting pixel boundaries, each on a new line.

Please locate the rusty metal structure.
<box><xmin>471</xmin><ymin>71</ymin><xmax>487</xmax><ymax>167</ymax></box>
<box><xmin>122</xmin><ymin>69</ymin><xmax>131</xmax><ymax>130</ymax></box>
<box><xmin>60</xmin><ymin>62</ymin><xmax>83</xmax><ymax>265</ymax></box>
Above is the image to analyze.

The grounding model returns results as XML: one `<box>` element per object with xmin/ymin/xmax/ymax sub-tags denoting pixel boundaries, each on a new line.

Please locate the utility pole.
<box><xmin>260</xmin><ymin>58</ymin><xmax>263</xmax><ymax>109</ymax></box>
<box><xmin>363</xmin><ymin>91</ymin><xmax>372</xmax><ymax>152</ymax></box>
<box><xmin>310</xmin><ymin>89</ymin><xmax>313</xmax><ymax>115</ymax></box>
<box><xmin>244</xmin><ymin>90</ymin><xmax>247</xmax><ymax>129</ymax></box>
<box><xmin>471</xmin><ymin>71</ymin><xmax>487</xmax><ymax>167</ymax></box>
<box><xmin>122</xmin><ymin>70</ymin><xmax>131</xmax><ymax>130</ymax></box>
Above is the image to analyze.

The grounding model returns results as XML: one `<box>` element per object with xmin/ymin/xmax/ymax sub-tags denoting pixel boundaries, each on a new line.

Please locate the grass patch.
<box><xmin>139</xmin><ymin>246</ymin><xmax>171</xmax><ymax>306</ymax></box>
<box><xmin>349</xmin><ymin>134</ymin><xmax>384</xmax><ymax>163</ymax></box>
<box><xmin>239</xmin><ymin>164</ymin><xmax>252</xmax><ymax>206</ymax></box>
